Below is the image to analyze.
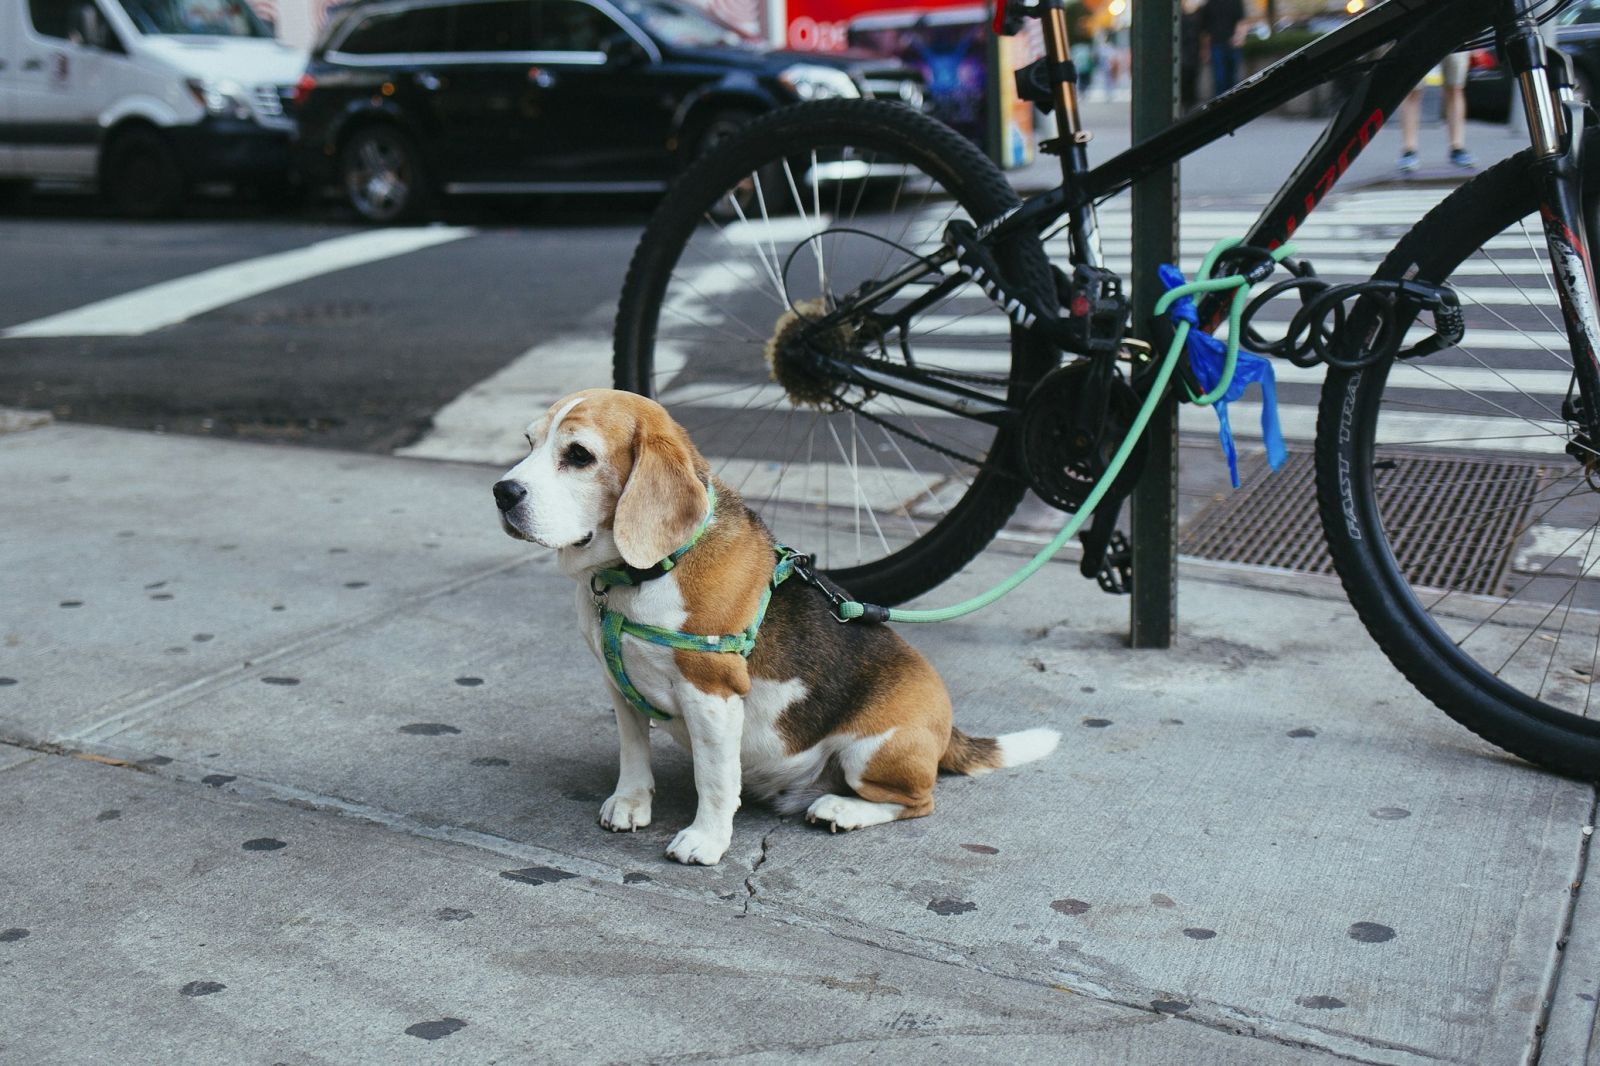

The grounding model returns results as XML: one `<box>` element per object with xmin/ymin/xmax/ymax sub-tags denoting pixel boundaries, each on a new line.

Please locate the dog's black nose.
<box><xmin>493</xmin><ymin>480</ymin><xmax>527</xmax><ymax>513</ymax></box>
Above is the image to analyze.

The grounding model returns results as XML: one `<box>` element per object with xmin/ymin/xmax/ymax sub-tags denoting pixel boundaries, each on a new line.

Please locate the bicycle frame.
<box><xmin>1028</xmin><ymin>0</ymin><xmax>1531</xmax><ymax>306</ymax></box>
<box><xmin>812</xmin><ymin>0</ymin><xmax>1600</xmax><ymax>448</ymax></box>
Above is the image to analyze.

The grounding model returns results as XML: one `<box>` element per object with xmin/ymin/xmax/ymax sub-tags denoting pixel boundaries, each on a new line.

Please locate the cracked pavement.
<box><xmin>1</xmin><ymin>420</ymin><xmax>1596</xmax><ymax>1064</ymax></box>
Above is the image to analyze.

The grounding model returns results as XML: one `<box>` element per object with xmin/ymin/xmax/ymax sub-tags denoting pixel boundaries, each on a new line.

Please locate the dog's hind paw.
<box><xmin>666</xmin><ymin>826</ymin><xmax>730</xmax><ymax>866</ymax></box>
<box><xmin>599</xmin><ymin>792</ymin><xmax>652</xmax><ymax>832</ymax></box>
<box><xmin>805</xmin><ymin>794</ymin><xmax>902</xmax><ymax>832</ymax></box>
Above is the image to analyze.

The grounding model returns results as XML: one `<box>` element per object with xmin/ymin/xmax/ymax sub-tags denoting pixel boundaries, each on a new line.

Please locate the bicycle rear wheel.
<box><xmin>1317</xmin><ymin>144</ymin><xmax>1600</xmax><ymax>779</ymax></box>
<box><xmin>614</xmin><ymin>99</ymin><xmax>1057</xmax><ymax>606</ymax></box>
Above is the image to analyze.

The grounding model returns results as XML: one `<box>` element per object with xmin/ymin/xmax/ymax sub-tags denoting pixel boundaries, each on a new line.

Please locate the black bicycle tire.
<box><xmin>1316</xmin><ymin>144</ymin><xmax>1600</xmax><ymax>781</ymax></box>
<box><xmin>615</xmin><ymin>99</ymin><xmax>1057</xmax><ymax>606</ymax></box>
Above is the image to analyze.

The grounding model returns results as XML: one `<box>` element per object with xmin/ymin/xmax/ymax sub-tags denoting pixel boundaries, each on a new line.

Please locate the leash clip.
<box><xmin>589</xmin><ymin>573</ymin><xmax>609</xmax><ymax>607</ymax></box>
<box><xmin>789</xmin><ymin>553</ymin><xmax>853</xmax><ymax>624</ymax></box>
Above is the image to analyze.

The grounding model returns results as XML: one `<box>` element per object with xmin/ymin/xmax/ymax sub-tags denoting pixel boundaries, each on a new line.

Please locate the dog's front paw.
<box><xmin>599</xmin><ymin>792</ymin><xmax>652</xmax><ymax>832</ymax></box>
<box><xmin>666</xmin><ymin>826</ymin><xmax>730</xmax><ymax>866</ymax></box>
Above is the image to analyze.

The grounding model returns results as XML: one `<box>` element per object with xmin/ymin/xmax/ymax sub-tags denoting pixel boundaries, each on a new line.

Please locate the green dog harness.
<box><xmin>590</xmin><ymin>485</ymin><xmax>798</xmax><ymax>721</ymax></box>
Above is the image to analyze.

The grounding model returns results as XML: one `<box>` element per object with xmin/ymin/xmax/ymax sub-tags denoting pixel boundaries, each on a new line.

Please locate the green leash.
<box><xmin>834</xmin><ymin>238</ymin><xmax>1295</xmax><ymax>625</ymax></box>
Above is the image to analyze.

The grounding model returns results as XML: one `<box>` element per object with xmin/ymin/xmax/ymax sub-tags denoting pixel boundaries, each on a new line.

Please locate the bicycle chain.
<box><xmin>786</xmin><ymin>316</ymin><xmax>1029</xmax><ymax>475</ymax></box>
<box><xmin>836</xmin><ymin>390</ymin><xmax>1015</xmax><ymax>476</ymax></box>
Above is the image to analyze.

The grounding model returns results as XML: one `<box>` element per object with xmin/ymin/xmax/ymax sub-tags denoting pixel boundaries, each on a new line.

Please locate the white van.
<box><xmin>0</xmin><ymin>0</ymin><xmax>307</xmax><ymax>214</ymax></box>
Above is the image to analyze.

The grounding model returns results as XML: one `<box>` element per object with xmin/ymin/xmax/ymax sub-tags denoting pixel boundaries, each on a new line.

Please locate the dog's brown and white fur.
<box><xmin>496</xmin><ymin>389</ymin><xmax>1059</xmax><ymax>866</ymax></box>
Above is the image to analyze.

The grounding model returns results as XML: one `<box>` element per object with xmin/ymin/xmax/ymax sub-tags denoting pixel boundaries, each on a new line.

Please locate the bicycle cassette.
<box><xmin>1020</xmin><ymin>360</ymin><xmax>1147</xmax><ymax>512</ymax></box>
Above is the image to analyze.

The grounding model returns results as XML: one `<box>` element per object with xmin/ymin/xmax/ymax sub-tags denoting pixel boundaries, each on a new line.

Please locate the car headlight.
<box><xmin>778</xmin><ymin>64</ymin><xmax>860</xmax><ymax>101</ymax></box>
<box><xmin>187</xmin><ymin>78</ymin><xmax>253</xmax><ymax>120</ymax></box>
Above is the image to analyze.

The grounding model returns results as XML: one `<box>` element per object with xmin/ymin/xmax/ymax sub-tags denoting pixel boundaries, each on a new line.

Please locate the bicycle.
<box><xmin>613</xmin><ymin>0</ymin><xmax>1600</xmax><ymax>781</ymax></box>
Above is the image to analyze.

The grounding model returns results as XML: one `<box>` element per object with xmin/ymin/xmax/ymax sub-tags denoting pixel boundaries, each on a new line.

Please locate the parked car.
<box><xmin>292</xmin><ymin>0</ymin><xmax>926</xmax><ymax>222</ymax></box>
<box><xmin>1466</xmin><ymin>0</ymin><xmax>1600</xmax><ymax>123</ymax></box>
<box><xmin>0</xmin><ymin>0</ymin><xmax>305</xmax><ymax>215</ymax></box>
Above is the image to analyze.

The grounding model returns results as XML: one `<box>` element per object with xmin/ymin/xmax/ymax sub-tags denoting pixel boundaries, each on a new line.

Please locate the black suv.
<box><xmin>293</xmin><ymin>0</ymin><xmax>925</xmax><ymax>221</ymax></box>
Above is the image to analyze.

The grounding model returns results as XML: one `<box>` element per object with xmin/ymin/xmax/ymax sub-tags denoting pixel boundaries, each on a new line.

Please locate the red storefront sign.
<box><xmin>783</xmin><ymin>0</ymin><xmax>974</xmax><ymax>51</ymax></box>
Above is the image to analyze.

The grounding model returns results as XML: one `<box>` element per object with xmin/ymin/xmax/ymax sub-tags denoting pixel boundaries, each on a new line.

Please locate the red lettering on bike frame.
<box><xmin>1210</xmin><ymin>109</ymin><xmax>1386</xmax><ymax>331</ymax></box>
<box><xmin>1267</xmin><ymin>109</ymin><xmax>1386</xmax><ymax>251</ymax></box>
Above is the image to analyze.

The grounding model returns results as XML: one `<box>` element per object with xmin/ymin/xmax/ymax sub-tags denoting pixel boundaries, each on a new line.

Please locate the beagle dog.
<box><xmin>494</xmin><ymin>389</ymin><xmax>1059</xmax><ymax>866</ymax></box>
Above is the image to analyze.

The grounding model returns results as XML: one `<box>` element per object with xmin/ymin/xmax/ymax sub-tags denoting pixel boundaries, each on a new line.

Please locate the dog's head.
<box><xmin>493</xmin><ymin>389</ymin><xmax>710</xmax><ymax>568</ymax></box>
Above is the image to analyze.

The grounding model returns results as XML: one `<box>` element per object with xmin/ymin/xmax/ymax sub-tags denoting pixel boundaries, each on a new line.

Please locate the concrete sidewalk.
<box><xmin>1</xmin><ymin>417</ymin><xmax>1595</xmax><ymax>1065</ymax></box>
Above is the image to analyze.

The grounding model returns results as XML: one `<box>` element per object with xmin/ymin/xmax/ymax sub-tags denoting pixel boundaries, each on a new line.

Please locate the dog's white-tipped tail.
<box><xmin>996</xmin><ymin>727</ymin><xmax>1061</xmax><ymax>768</ymax></box>
<box><xmin>940</xmin><ymin>726</ymin><xmax>1061</xmax><ymax>775</ymax></box>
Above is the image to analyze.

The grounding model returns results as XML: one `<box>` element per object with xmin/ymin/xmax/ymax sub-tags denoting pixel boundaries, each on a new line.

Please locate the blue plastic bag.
<box><xmin>1158</xmin><ymin>263</ymin><xmax>1288</xmax><ymax>488</ymax></box>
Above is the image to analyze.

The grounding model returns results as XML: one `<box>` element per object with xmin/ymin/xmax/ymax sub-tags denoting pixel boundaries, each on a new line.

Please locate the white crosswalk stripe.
<box><xmin>2</xmin><ymin>226</ymin><xmax>475</xmax><ymax>339</ymax></box>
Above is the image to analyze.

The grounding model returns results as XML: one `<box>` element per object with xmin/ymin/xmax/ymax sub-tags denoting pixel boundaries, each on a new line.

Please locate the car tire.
<box><xmin>340</xmin><ymin>124</ymin><xmax>430</xmax><ymax>224</ymax></box>
<box><xmin>691</xmin><ymin>109</ymin><xmax>759</xmax><ymax>160</ymax></box>
<box><xmin>102</xmin><ymin>128</ymin><xmax>186</xmax><ymax>218</ymax></box>
<box><xmin>690</xmin><ymin>108</ymin><xmax>793</xmax><ymax>220</ymax></box>
<box><xmin>0</xmin><ymin>179</ymin><xmax>32</xmax><ymax>210</ymax></box>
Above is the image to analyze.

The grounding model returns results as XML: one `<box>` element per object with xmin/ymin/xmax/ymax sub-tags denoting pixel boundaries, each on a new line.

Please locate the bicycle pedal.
<box><xmin>1095</xmin><ymin>530</ymin><xmax>1133</xmax><ymax>595</ymax></box>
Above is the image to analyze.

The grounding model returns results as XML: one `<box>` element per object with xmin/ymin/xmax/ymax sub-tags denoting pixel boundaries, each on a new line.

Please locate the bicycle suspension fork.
<box><xmin>1036</xmin><ymin>0</ymin><xmax>1104</xmax><ymax>269</ymax></box>
<box><xmin>1503</xmin><ymin>1</ymin><xmax>1600</xmax><ymax>450</ymax></box>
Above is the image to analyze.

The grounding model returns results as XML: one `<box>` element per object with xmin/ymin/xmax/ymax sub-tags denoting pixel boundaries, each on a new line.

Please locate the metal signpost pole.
<box><xmin>1128</xmin><ymin>0</ymin><xmax>1180</xmax><ymax>648</ymax></box>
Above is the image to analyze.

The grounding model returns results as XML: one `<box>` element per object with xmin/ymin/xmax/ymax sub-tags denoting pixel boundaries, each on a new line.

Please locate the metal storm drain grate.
<box><xmin>1181</xmin><ymin>448</ymin><xmax>1546</xmax><ymax>595</ymax></box>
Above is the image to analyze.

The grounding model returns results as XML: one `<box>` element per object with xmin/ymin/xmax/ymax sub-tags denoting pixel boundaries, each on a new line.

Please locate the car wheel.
<box><xmin>341</xmin><ymin>124</ymin><xmax>430</xmax><ymax>224</ymax></box>
<box><xmin>102</xmin><ymin>128</ymin><xmax>186</xmax><ymax>218</ymax></box>
<box><xmin>693</xmin><ymin>109</ymin><xmax>795</xmax><ymax>221</ymax></box>
<box><xmin>0</xmin><ymin>179</ymin><xmax>32</xmax><ymax>210</ymax></box>
<box><xmin>693</xmin><ymin>109</ymin><xmax>759</xmax><ymax>160</ymax></box>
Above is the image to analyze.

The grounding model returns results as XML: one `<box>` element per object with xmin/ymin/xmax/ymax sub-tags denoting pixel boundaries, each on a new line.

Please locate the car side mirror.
<box><xmin>602</xmin><ymin>33</ymin><xmax>648</xmax><ymax>67</ymax></box>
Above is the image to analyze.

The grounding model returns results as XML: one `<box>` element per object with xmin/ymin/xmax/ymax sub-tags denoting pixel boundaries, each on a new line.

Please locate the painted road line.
<box><xmin>396</xmin><ymin>334</ymin><xmax>614</xmax><ymax>465</ymax></box>
<box><xmin>396</xmin><ymin>335</ymin><xmax>687</xmax><ymax>465</ymax></box>
<box><xmin>2</xmin><ymin>227</ymin><xmax>474</xmax><ymax>339</ymax></box>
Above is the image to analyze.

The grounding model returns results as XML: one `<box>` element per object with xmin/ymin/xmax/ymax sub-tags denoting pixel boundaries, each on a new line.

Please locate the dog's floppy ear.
<box><xmin>613</xmin><ymin>415</ymin><xmax>708</xmax><ymax>568</ymax></box>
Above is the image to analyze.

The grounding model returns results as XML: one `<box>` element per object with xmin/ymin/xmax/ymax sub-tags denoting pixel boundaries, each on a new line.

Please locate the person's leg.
<box><xmin>1210</xmin><ymin>42</ymin><xmax>1227</xmax><ymax>97</ymax></box>
<box><xmin>1442</xmin><ymin>53</ymin><xmax>1473</xmax><ymax>166</ymax></box>
<box><xmin>1398</xmin><ymin>86</ymin><xmax>1422</xmax><ymax>169</ymax></box>
<box><xmin>1220</xmin><ymin>44</ymin><xmax>1239</xmax><ymax>92</ymax></box>
<box><xmin>1447</xmin><ymin>86</ymin><xmax>1466</xmax><ymax>149</ymax></box>
<box><xmin>1401</xmin><ymin>87</ymin><xmax>1421</xmax><ymax>150</ymax></box>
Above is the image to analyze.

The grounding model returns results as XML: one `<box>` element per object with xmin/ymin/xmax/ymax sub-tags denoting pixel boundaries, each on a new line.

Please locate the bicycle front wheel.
<box><xmin>1317</xmin><ymin>145</ymin><xmax>1600</xmax><ymax>779</ymax></box>
<box><xmin>614</xmin><ymin>99</ymin><xmax>1057</xmax><ymax>606</ymax></box>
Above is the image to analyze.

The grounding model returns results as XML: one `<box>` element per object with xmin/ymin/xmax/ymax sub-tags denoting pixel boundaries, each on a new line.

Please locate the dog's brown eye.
<box><xmin>563</xmin><ymin>443</ymin><xmax>594</xmax><ymax>469</ymax></box>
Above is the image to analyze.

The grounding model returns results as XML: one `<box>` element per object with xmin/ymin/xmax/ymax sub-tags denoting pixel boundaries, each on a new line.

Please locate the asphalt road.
<box><xmin>0</xmin><ymin>100</ymin><xmax>1525</xmax><ymax>455</ymax></box>
<box><xmin>0</xmin><ymin>189</ymin><xmax>652</xmax><ymax>452</ymax></box>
